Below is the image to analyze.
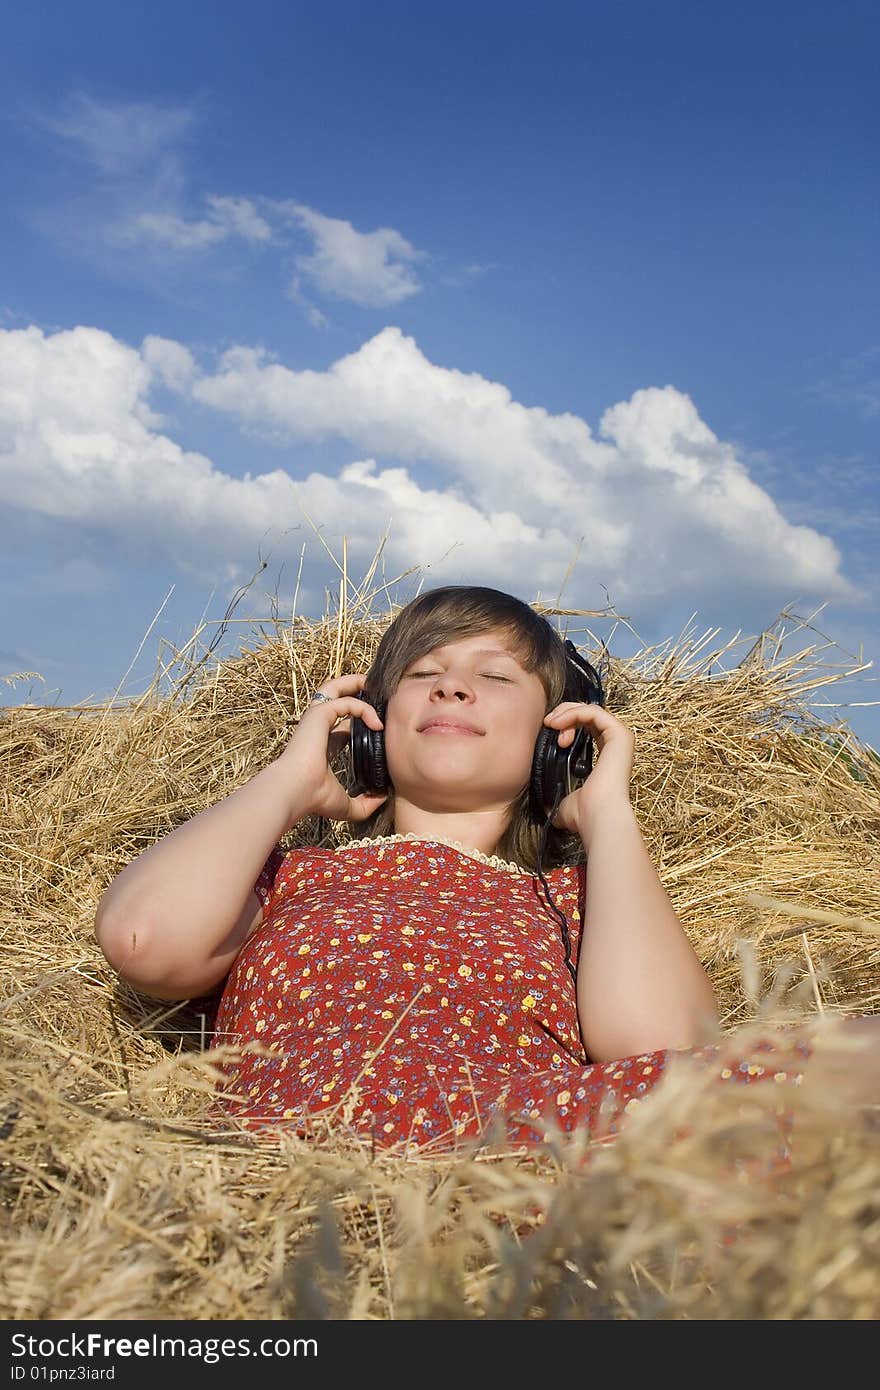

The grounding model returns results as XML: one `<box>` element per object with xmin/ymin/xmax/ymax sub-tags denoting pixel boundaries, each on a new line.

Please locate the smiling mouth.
<box><xmin>420</xmin><ymin>724</ymin><xmax>483</xmax><ymax>735</ymax></box>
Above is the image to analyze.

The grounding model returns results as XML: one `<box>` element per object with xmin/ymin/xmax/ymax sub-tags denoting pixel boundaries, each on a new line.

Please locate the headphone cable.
<box><xmin>534</xmin><ymin>786</ymin><xmax>579</xmax><ymax>993</ymax></box>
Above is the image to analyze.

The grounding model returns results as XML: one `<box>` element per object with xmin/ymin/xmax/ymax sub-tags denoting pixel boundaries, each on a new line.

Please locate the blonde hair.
<box><xmin>353</xmin><ymin>585</ymin><xmax>587</xmax><ymax>873</ymax></box>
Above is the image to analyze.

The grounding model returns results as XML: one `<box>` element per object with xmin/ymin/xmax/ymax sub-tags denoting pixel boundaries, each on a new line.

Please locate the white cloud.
<box><xmin>191</xmin><ymin>328</ymin><xmax>604</xmax><ymax>530</ymax></box>
<box><xmin>282</xmin><ymin>203</ymin><xmax>427</xmax><ymax>306</ymax></box>
<box><xmin>306</xmin><ymin>302</ymin><xmax>331</xmax><ymax>331</ymax></box>
<box><xmin>206</xmin><ymin>195</ymin><xmax>273</xmax><ymax>243</ymax></box>
<box><xmin>129</xmin><ymin>195</ymin><xmax>273</xmax><ymax>251</ymax></box>
<box><xmin>117</xmin><ymin>196</ymin><xmax>422</xmax><ymax>315</ymax></box>
<box><xmin>141</xmin><ymin>335</ymin><xmax>198</xmax><ymax>391</ymax></box>
<box><xmin>46</xmin><ymin>93</ymin><xmax>196</xmax><ymax>175</ymax></box>
<box><xmin>0</xmin><ymin>323</ymin><xmax>866</xmax><ymax>620</ymax></box>
<box><xmin>189</xmin><ymin>326</ymin><xmax>863</xmax><ymax>608</ymax></box>
<box><xmin>38</xmin><ymin>96</ymin><xmax>447</xmax><ymax>313</ymax></box>
<box><xmin>0</xmin><ymin>325</ymin><xmax>282</xmax><ymax>584</ymax></box>
<box><xmin>438</xmin><ymin>261</ymin><xmax>499</xmax><ymax>288</ymax></box>
<box><xmin>131</xmin><ymin>212</ymin><xmax>228</xmax><ymax>250</ymax></box>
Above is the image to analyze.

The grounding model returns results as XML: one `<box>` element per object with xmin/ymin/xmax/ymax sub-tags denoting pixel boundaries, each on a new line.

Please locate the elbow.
<box><xmin>94</xmin><ymin>908</ymin><xmax>232</xmax><ymax>1002</ymax></box>
<box><xmin>94</xmin><ymin>908</ymin><xmax>146</xmax><ymax>977</ymax></box>
<box><xmin>584</xmin><ymin>1002</ymin><xmax>720</xmax><ymax>1064</ymax></box>
<box><xmin>94</xmin><ymin>912</ymin><xmax>177</xmax><ymax>1001</ymax></box>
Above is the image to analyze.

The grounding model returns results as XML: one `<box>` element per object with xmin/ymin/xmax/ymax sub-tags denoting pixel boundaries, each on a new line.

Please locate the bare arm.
<box><xmin>94</xmin><ymin>672</ymin><xmax>389</xmax><ymax>1002</ymax></box>
<box><xmin>576</xmin><ymin>801</ymin><xmax>719</xmax><ymax>1061</ymax></box>
<box><xmin>94</xmin><ymin>757</ymin><xmax>311</xmax><ymax>1000</ymax></box>
<box><xmin>542</xmin><ymin>697</ymin><xmax>720</xmax><ymax>1062</ymax></box>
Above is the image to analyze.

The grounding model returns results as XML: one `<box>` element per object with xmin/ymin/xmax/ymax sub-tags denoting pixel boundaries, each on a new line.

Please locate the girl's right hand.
<box><xmin>279</xmin><ymin>672</ymin><xmax>389</xmax><ymax>824</ymax></box>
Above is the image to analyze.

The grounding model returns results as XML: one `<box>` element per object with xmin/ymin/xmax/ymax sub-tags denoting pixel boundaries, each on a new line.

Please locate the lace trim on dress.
<box><xmin>334</xmin><ymin>832</ymin><xmax>529</xmax><ymax>876</ymax></box>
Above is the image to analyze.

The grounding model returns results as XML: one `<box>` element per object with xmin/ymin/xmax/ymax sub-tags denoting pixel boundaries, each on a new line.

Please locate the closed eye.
<box><xmin>407</xmin><ymin>671</ymin><xmax>512</xmax><ymax>682</ymax></box>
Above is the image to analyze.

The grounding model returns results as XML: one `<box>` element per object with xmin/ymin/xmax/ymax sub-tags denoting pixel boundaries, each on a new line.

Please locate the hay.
<box><xmin>1</xmin><ymin>544</ymin><xmax>878</xmax><ymax>1319</ymax></box>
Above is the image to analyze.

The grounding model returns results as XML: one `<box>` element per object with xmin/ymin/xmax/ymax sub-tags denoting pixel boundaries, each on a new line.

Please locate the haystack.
<box><xmin>2</xmin><ymin>545</ymin><xmax>878</xmax><ymax>1320</ymax></box>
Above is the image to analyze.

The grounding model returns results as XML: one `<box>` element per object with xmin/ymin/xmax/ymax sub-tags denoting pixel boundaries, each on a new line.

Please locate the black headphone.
<box><xmin>348</xmin><ymin>638</ymin><xmax>605</xmax><ymax>823</ymax></box>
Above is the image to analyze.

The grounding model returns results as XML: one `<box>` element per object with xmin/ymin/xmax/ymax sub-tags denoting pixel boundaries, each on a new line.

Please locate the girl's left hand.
<box><xmin>543</xmin><ymin>701</ymin><xmax>636</xmax><ymax>837</ymax></box>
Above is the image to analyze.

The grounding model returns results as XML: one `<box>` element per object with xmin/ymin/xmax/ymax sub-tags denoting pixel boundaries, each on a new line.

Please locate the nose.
<box><xmin>428</xmin><ymin>671</ymin><xmax>475</xmax><ymax>702</ymax></box>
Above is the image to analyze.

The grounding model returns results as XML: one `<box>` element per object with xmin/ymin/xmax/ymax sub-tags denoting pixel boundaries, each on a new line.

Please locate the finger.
<box><xmin>309</xmin><ymin>671</ymin><xmax>372</xmax><ymax>701</ymax></box>
<box><xmin>348</xmin><ymin>791</ymin><xmax>390</xmax><ymax>821</ymax></box>
<box><xmin>304</xmin><ymin>695</ymin><xmax>384</xmax><ymax>727</ymax></box>
<box><xmin>544</xmin><ymin>707</ymin><xmax>620</xmax><ymax>734</ymax></box>
<box><xmin>544</xmin><ymin>708</ymin><xmax>626</xmax><ymax>753</ymax></box>
<box><xmin>544</xmin><ymin>701</ymin><xmax>606</xmax><ymax>722</ymax></box>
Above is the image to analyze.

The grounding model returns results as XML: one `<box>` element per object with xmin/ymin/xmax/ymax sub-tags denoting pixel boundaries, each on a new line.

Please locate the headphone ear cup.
<box><xmin>530</xmin><ymin>724</ymin><xmax>594</xmax><ymax>823</ymax></box>
<box><xmin>350</xmin><ymin>709</ymin><xmax>391</xmax><ymax>794</ymax></box>
<box><xmin>529</xmin><ymin>726</ymin><xmax>558</xmax><ymax>823</ymax></box>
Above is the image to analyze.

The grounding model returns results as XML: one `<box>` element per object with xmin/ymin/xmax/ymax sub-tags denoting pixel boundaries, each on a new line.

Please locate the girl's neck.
<box><xmin>391</xmin><ymin>802</ymin><xmax>507</xmax><ymax>862</ymax></box>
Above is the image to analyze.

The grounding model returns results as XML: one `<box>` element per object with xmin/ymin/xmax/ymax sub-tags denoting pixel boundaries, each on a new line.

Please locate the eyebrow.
<box><xmin>424</xmin><ymin>646</ymin><xmax>522</xmax><ymax>663</ymax></box>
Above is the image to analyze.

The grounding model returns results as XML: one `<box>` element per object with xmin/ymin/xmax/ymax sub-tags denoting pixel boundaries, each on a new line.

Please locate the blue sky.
<box><xmin>2</xmin><ymin>0</ymin><xmax>878</xmax><ymax>752</ymax></box>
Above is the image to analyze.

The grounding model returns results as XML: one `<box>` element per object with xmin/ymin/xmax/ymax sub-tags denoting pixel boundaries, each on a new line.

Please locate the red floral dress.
<box><xmin>210</xmin><ymin>836</ymin><xmax>815</xmax><ymax>1158</ymax></box>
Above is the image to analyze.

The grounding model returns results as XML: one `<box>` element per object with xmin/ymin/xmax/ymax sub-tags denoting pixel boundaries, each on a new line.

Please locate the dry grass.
<box><xmin>1</xmin><ymin>540</ymin><xmax>878</xmax><ymax>1319</ymax></box>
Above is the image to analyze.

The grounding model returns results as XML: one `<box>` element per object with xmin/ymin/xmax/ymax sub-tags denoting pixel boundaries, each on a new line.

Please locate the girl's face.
<box><xmin>383</xmin><ymin>626</ymin><xmax>549</xmax><ymax>812</ymax></box>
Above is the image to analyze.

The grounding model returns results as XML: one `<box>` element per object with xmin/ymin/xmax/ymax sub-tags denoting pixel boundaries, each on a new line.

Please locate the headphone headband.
<box><xmin>562</xmin><ymin>637</ymin><xmax>604</xmax><ymax>708</ymax></box>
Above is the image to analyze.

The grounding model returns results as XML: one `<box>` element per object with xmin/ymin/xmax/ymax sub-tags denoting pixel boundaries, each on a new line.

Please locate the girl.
<box><xmin>95</xmin><ymin>585</ymin><xmax>826</xmax><ymax>1155</ymax></box>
